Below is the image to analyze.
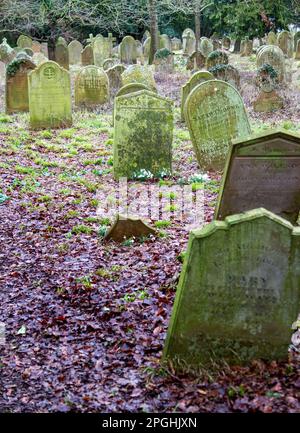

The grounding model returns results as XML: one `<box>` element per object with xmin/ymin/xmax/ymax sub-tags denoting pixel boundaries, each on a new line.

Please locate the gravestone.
<box><xmin>0</xmin><ymin>38</ymin><xmax>15</xmax><ymax>64</ymax></box>
<box><xmin>17</xmin><ymin>35</ymin><xmax>32</xmax><ymax>49</ymax></box>
<box><xmin>163</xmin><ymin>208</ymin><xmax>300</xmax><ymax>367</ymax></box>
<box><xmin>143</xmin><ymin>37</ymin><xmax>151</xmax><ymax>62</ymax></box>
<box><xmin>103</xmin><ymin>58</ymin><xmax>118</xmax><ymax>71</ymax></box>
<box><xmin>216</xmin><ymin>130</ymin><xmax>300</xmax><ymax>224</ymax></box>
<box><xmin>55</xmin><ymin>39</ymin><xmax>69</xmax><ymax>70</ymax></box>
<box><xmin>136</xmin><ymin>40</ymin><xmax>144</xmax><ymax>61</ymax></box>
<box><xmin>199</xmin><ymin>37</ymin><xmax>213</xmax><ymax>57</ymax></box>
<box><xmin>186</xmin><ymin>51</ymin><xmax>206</xmax><ymax>71</ymax></box>
<box><xmin>5</xmin><ymin>56</ymin><xmax>36</xmax><ymax>113</ymax></box>
<box><xmin>171</xmin><ymin>37</ymin><xmax>182</xmax><ymax>51</ymax></box>
<box><xmin>181</xmin><ymin>71</ymin><xmax>214</xmax><ymax>121</ymax></box>
<box><xmin>159</xmin><ymin>34</ymin><xmax>172</xmax><ymax>51</ymax></box>
<box><xmin>93</xmin><ymin>35</ymin><xmax>112</xmax><ymax>67</ymax></box>
<box><xmin>185</xmin><ymin>80</ymin><xmax>251</xmax><ymax>171</ymax></box>
<box><xmin>116</xmin><ymin>83</ymin><xmax>150</xmax><ymax>97</ymax></box>
<box><xmin>267</xmin><ymin>31</ymin><xmax>277</xmax><ymax>45</ymax></box>
<box><xmin>121</xmin><ymin>64</ymin><xmax>156</xmax><ymax>92</ymax></box>
<box><xmin>68</xmin><ymin>40</ymin><xmax>83</xmax><ymax>65</ymax></box>
<box><xmin>142</xmin><ymin>30</ymin><xmax>151</xmax><ymax>44</ymax></box>
<box><xmin>294</xmin><ymin>31</ymin><xmax>300</xmax><ymax>51</ymax></box>
<box><xmin>40</xmin><ymin>43</ymin><xmax>49</xmax><ymax>58</ymax></box>
<box><xmin>28</xmin><ymin>61</ymin><xmax>72</xmax><ymax>129</ymax></box>
<box><xmin>295</xmin><ymin>40</ymin><xmax>300</xmax><ymax>60</ymax></box>
<box><xmin>106</xmin><ymin>64</ymin><xmax>126</xmax><ymax>90</ymax></box>
<box><xmin>113</xmin><ymin>90</ymin><xmax>173</xmax><ymax>179</ymax></box>
<box><xmin>75</xmin><ymin>66</ymin><xmax>109</xmax><ymax>108</ymax></box>
<box><xmin>183</xmin><ymin>31</ymin><xmax>196</xmax><ymax>56</ymax></box>
<box><xmin>257</xmin><ymin>45</ymin><xmax>285</xmax><ymax>82</ymax></box>
<box><xmin>206</xmin><ymin>50</ymin><xmax>229</xmax><ymax>69</ymax></box>
<box><xmin>208</xmin><ymin>64</ymin><xmax>240</xmax><ymax>89</ymax></box>
<box><xmin>253</xmin><ymin>65</ymin><xmax>283</xmax><ymax>112</ymax></box>
<box><xmin>81</xmin><ymin>45</ymin><xmax>94</xmax><ymax>66</ymax></box>
<box><xmin>154</xmin><ymin>49</ymin><xmax>174</xmax><ymax>73</ymax></box>
<box><xmin>241</xmin><ymin>38</ymin><xmax>253</xmax><ymax>56</ymax></box>
<box><xmin>277</xmin><ymin>31</ymin><xmax>293</xmax><ymax>58</ymax></box>
<box><xmin>120</xmin><ymin>36</ymin><xmax>137</xmax><ymax>65</ymax></box>
<box><xmin>222</xmin><ymin>36</ymin><xmax>231</xmax><ymax>50</ymax></box>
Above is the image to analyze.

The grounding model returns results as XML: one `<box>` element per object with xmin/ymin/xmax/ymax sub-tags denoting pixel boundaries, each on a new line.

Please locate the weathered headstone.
<box><xmin>105</xmin><ymin>214</ymin><xmax>156</xmax><ymax>242</ymax></box>
<box><xmin>185</xmin><ymin>80</ymin><xmax>251</xmax><ymax>171</ymax></box>
<box><xmin>254</xmin><ymin>64</ymin><xmax>283</xmax><ymax>112</ymax></box>
<box><xmin>32</xmin><ymin>52</ymin><xmax>48</xmax><ymax>66</ymax></box>
<box><xmin>241</xmin><ymin>38</ymin><xmax>253</xmax><ymax>56</ymax></box>
<box><xmin>208</xmin><ymin>64</ymin><xmax>240</xmax><ymax>89</ymax></box>
<box><xmin>106</xmin><ymin>64</ymin><xmax>126</xmax><ymax>90</ymax></box>
<box><xmin>277</xmin><ymin>30</ymin><xmax>293</xmax><ymax>58</ymax></box>
<box><xmin>163</xmin><ymin>208</ymin><xmax>300</xmax><ymax>367</ymax></box>
<box><xmin>0</xmin><ymin>61</ymin><xmax>5</xmax><ymax>86</ymax></box>
<box><xmin>183</xmin><ymin>30</ymin><xmax>196</xmax><ymax>56</ymax></box>
<box><xmin>28</xmin><ymin>61</ymin><xmax>72</xmax><ymax>129</ymax></box>
<box><xmin>206</xmin><ymin>50</ymin><xmax>229</xmax><ymax>69</ymax></box>
<box><xmin>68</xmin><ymin>40</ymin><xmax>83</xmax><ymax>65</ymax></box>
<box><xmin>267</xmin><ymin>31</ymin><xmax>277</xmax><ymax>45</ymax></box>
<box><xmin>121</xmin><ymin>64</ymin><xmax>156</xmax><ymax>92</ymax></box>
<box><xmin>120</xmin><ymin>36</ymin><xmax>137</xmax><ymax>65</ymax></box>
<box><xmin>5</xmin><ymin>56</ymin><xmax>36</xmax><ymax>113</ymax></box>
<box><xmin>186</xmin><ymin>51</ymin><xmax>205</xmax><ymax>71</ymax></box>
<box><xmin>171</xmin><ymin>37</ymin><xmax>182</xmax><ymax>51</ymax></box>
<box><xmin>294</xmin><ymin>31</ymin><xmax>300</xmax><ymax>51</ymax></box>
<box><xmin>257</xmin><ymin>45</ymin><xmax>285</xmax><ymax>82</ymax></box>
<box><xmin>295</xmin><ymin>40</ymin><xmax>300</xmax><ymax>61</ymax></box>
<box><xmin>154</xmin><ymin>49</ymin><xmax>174</xmax><ymax>73</ymax></box>
<box><xmin>17</xmin><ymin>35</ymin><xmax>33</xmax><ymax>49</ymax></box>
<box><xmin>32</xmin><ymin>41</ymin><xmax>41</xmax><ymax>53</ymax></box>
<box><xmin>81</xmin><ymin>44</ymin><xmax>94</xmax><ymax>66</ymax></box>
<box><xmin>143</xmin><ymin>37</ymin><xmax>151</xmax><ymax>61</ymax></box>
<box><xmin>40</xmin><ymin>43</ymin><xmax>49</xmax><ymax>58</ymax></box>
<box><xmin>0</xmin><ymin>38</ymin><xmax>15</xmax><ymax>64</ymax></box>
<box><xmin>116</xmin><ymin>83</ymin><xmax>150</xmax><ymax>97</ymax></box>
<box><xmin>93</xmin><ymin>35</ymin><xmax>112</xmax><ymax>67</ymax></box>
<box><xmin>55</xmin><ymin>39</ymin><xmax>69</xmax><ymax>70</ymax></box>
<box><xmin>159</xmin><ymin>34</ymin><xmax>172</xmax><ymax>51</ymax></box>
<box><xmin>199</xmin><ymin>37</ymin><xmax>214</xmax><ymax>57</ymax></box>
<box><xmin>113</xmin><ymin>90</ymin><xmax>173</xmax><ymax>179</ymax></box>
<box><xmin>216</xmin><ymin>130</ymin><xmax>300</xmax><ymax>224</ymax></box>
<box><xmin>222</xmin><ymin>36</ymin><xmax>231</xmax><ymax>50</ymax></box>
<box><xmin>181</xmin><ymin>71</ymin><xmax>214</xmax><ymax>121</ymax></box>
<box><xmin>75</xmin><ymin>66</ymin><xmax>109</xmax><ymax>108</ymax></box>
<box><xmin>103</xmin><ymin>58</ymin><xmax>118</xmax><ymax>71</ymax></box>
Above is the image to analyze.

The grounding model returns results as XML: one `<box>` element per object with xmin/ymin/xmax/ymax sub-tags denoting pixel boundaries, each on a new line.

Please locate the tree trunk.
<box><xmin>148</xmin><ymin>0</ymin><xmax>158</xmax><ymax>65</ymax></box>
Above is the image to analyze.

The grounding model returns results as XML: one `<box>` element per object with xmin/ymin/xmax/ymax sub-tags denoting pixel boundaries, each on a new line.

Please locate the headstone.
<box><xmin>103</xmin><ymin>57</ymin><xmax>118</xmax><ymax>71</ymax></box>
<box><xmin>222</xmin><ymin>36</ymin><xmax>231</xmax><ymax>50</ymax></box>
<box><xmin>163</xmin><ymin>208</ymin><xmax>300</xmax><ymax>367</ymax></box>
<box><xmin>277</xmin><ymin>31</ymin><xmax>293</xmax><ymax>58</ymax></box>
<box><xmin>93</xmin><ymin>35</ymin><xmax>111</xmax><ymax>67</ymax></box>
<box><xmin>208</xmin><ymin>64</ymin><xmax>240</xmax><ymax>89</ymax></box>
<box><xmin>55</xmin><ymin>39</ymin><xmax>69</xmax><ymax>70</ymax></box>
<box><xmin>171</xmin><ymin>37</ymin><xmax>182</xmax><ymax>51</ymax></box>
<box><xmin>17</xmin><ymin>35</ymin><xmax>33</xmax><ymax>49</ymax></box>
<box><xmin>186</xmin><ymin>51</ymin><xmax>205</xmax><ymax>71</ymax></box>
<box><xmin>211</xmin><ymin>37</ymin><xmax>222</xmax><ymax>50</ymax></box>
<box><xmin>106</xmin><ymin>64</ymin><xmax>126</xmax><ymax>90</ymax></box>
<box><xmin>154</xmin><ymin>49</ymin><xmax>174</xmax><ymax>73</ymax></box>
<box><xmin>257</xmin><ymin>45</ymin><xmax>285</xmax><ymax>82</ymax></box>
<box><xmin>181</xmin><ymin>71</ymin><xmax>214</xmax><ymax>121</ymax></box>
<box><xmin>143</xmin><ymin>37</ymin><xmax>151</xmax><ymax>61</ymax></box>
<box><xmin>241</xmin><ymin>38</ymin><xmax>253</xmax><ymax>56</ymax></box>
<box><xmin>295</xmin><ymin>40</ymin><xmax>300</xmax><ymax>60</ymax></box>
<box><xmin>105</xmin><ymin>214</ymin><xmax>156</xmax><ymax>242</ymax></box>
<box><xmin>185</xmin><ymin>80</ymin><xmax>251</xmax><ymax>171</ymax></box>
<box><xmin>136</xmin><ymin>40</ymin><xmax>144</xmax><ymax>60</ymax></box>
<box><xmin>113</xmin><ymin>90</ymin><xmax>173</xmax><ymax>179</ymax></box>
<box><xmin>81</xmin><ymin>44</ymin><xmax>94</xmax><ymax>66</ymax></box>
<box><xmin>183</xmin><ymin>31</ymin><xmax>196</xmax><ymax>56</ymax></box>
<box><xmin>5</xmin><ymin>56</ymin><xmax>36</xmax><ymax>113</ymax></box>
<box><xmin>216</xmin><ymin>129</ymin><xmax>300</xmax><ymax>224</ymax></box>
<box><xmin>116</xmin><ymin>83</ymin><xmax>150</xmax><ymax>97</ymax></box>
<box><xmin>142</xmin><ymin>30</ymin><xmax>151</xmax><ymax>44</ymax></box>
<box><xmin>206</xmin><ymin>50</ymin><xmax>229</xmax><ymax>69</ymax></box>
<box><xmin>267</xmin><ymin>31</ymin><xmax>277</xmax><ymax>45</ymax></box>
<box><xmin>159</xmin><ymin>34</ymin><xmax>172</xmax><ymax>51</ymax></box>
<box><xmin>40</xmin><ymin>43</ymin><xmax>49</xmax><ymax>58</ymax></box>
<box><xmin>254</xmin><ymin>64</ymin><xmax>283</xmax><ymax>112</ymax></box>
<box><xmin>199</xmin><ymin>37</ymin><xmax>213</xmax><ymax>57</ymax></box>
<box><xmin>121</xmin><ymin>64</ymin><xmax>156</xmax><ymax>92</ymax></box>
<box><xmin>294</xmin><ymin>31</ymin><xmax>300</xmax><ymax>51</ymax></box>
<box><xmin>75</xmin><ymin>66</ymin><xmax>109</xmax><ymax>108</ymax></box>
<box><xmin>28</xmin><ymin>61</ymin><xmax>72</xmax><ymax>129</ymax></box>
<box><xmin>0</xmin><ymin>38</ymin><xmax>15</xmax><ymax>64</ymax></box>
<box><xmin>68</xmin><ymin>40</ymin><xmax>83</xmax><ymax>65</ymax></box>
<box><xmin>120</xmin><ymin>36</ymin><xmax>137</xmax><ymax>65</ymax></box>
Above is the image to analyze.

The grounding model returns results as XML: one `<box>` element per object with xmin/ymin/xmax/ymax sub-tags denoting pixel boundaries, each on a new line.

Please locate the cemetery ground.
<box><xmin>0</xmin><ymin>55</ymin><xmax>300</xmax><ymax>413</ymax></box>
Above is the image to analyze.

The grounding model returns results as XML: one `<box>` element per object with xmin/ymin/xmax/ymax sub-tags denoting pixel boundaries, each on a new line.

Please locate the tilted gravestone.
<box><xmin>0</xmin><ymin>61</ymin><xmax>5</xmax><ymax>86</ymax></box>
<box><xmin>256</xmin><ymin>45</ymin><xmax>286</xmax><ymax>82</ymax></box>
<box><xmin>181</xmin><ymin>70</ymin><xmax>214</xmax><ymax>121</ymax></box>
<box><xmin>113</xmin><ymin>90</ymin><xmax>173</xmax><ymax>179</ymax></box>
<box><xmin>68</xmin><ymin>40</ymin><xmax>83</xmax><ymax>65</ymax></box>
<box><xmin>5</xmin><ymin>56</ymin><xmax>36</xmax><ymax>113</ymax></box>
<box><xmin>55</xmin><ymin>39</ymin><xmax>69</xmax><ymax>70</ymax></box>
<box><xmin>120</xmin><ymin>36</ymin><xmax>137</xmax><ymax>65</ymax></box>
<box><xmin>121</xmin><ymin>65</ymin><xmax>156</xmax><ymax>92</ymax></box>
<box><xmin>81</xmin><ymin>45</ymin><xmax>94</xmax><ymax>66</ymax></box>
<box><xmin>28</xmin><ymin>61</ymin><xmax>72</xmax><ymax>129</ymax></box>
<box><xmin>215</xmin><ymin>130</ymin><xmax>300</xmax><ymax>225</ymax></box>
<box><xmin>185</xmin><ymin>80</ymin><xmax>251</xmax><ymax>171</ymax></box>
<box><xmin>75</xmin><ymin>66</ymin><xmax>109</xmax><ymax>108</ymax></box>
<box><xmin>106</xmin><ymin>64</ymin><xmax>126</xmax><ymax>90</ymax></box>
<box><xmin>163</xmin><ymin>208</ymin><xmax>300</xmax><ymax>367</ymax></box>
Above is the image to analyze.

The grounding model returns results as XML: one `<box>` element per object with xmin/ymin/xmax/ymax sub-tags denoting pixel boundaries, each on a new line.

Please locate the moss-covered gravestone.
<box><xmin>17</xmin><ymin>35</ymin><xmax>33</xmax><ymax>49</ymax></box>
<box><xmin>68</xmin><ymin>40</ymin><xmax>83</xmax><ymax>65</ymax></box>
<box><xmin>257</xmin><ymin>46</ymin><xmax>285</xmax><ymax>82</ymax></box>
<box><xmin>28</xmin><ymin>61</ymin><xmax>72</xmax><ymax>129</ymax></box>
<box><xmin>120</xmin><ymin>36</ymin><xmax>137</xmax><ymax>65</ymax></box>
<box><xmin>93</xmin><ymin>36</ymin><xmax>111</xmax><ymax>67</ymax></box>
<box><xmin>113</xmin><ymin>90</ymin><xmax>173</xmax><ymax>179</ymax></box>
<box><xmin>277</xmin><ymin>30</ymin><xmax>293</xmax><ymax>58</ymax></box>
<box><xmin>182</xmin><ymin>29</ymin><xmax>196</xmax><ymax>55</ymax></box>
<box><xmin>215</xmin><ymin>130</ymin><xmax>300</xmax><ymax>224</ymax></box>
<box><xmin>75</xmin><ymin>66</ymin><xmax>109</xmax><ymax>108</ymax></box>
<box><xmin>116</xmin><ymin>83</ymin><xmax>150</xmax><ymax>97</ymax></box>
<box><xmin>185</xmin><ymin>80</ymin><xmax>251</xmax><ymax>171</ymax></box>
<box><xmin>5</xmin><ymin>57</ymin><xmax>36</xmax><ymax>114</ymax></box>
<box><xmin>267</xmin><ymin>31</ymin><xmax>277</xmax><ymax>45</ymax></box>
<box><xmin>208</xmin><ymin>64</ymin><xmax>240</xmax><ymax>89</ymax></box>
<box><xmin>121</xmin><ymin>65</ymin><xmax>156</xmax><ymax>92</ymax></box>
<box><xmin>199</xmin><ymin>37</ymin><xmax>213</xmax><ymax>57</ymax></box>
<box><xmin>55</xmin><ymin>40</ymin><xmax>69</xmax><ymax>70</ymax></box>
<box><xmin>181</xmin><ymin>71</ymin><xmax>214</xmax><ymax>121</ymax></box>
<box><xmin>81</xmin><ymin>45</ymin><xmax>94</xmax><ymax>66</ymax></box>
<box><xmin>206</xmin><ymin>50</ymin><xmax>228</xmax><ymax>69</ymax></box>
<box><xmin>163</xmin><ymin>208</ymin><xmax>300</xmax><ymax>367</ymax></box>
<box><xmin>106</xmin><ymin>64</ymin><xmax>126</xmax><ymax>90</ymax></box>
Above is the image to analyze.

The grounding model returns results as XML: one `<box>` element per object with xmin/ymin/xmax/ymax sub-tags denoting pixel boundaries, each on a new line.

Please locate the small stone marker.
<box><xmin>75</xmin><ymin>66</ymin><xmax>109</xmax><ymax>108</ymax></box>
<box><xmin>81</xmin><ymin>45</ymin><xmax>94</xmax><ymax>66</ymax></box>
<box><xmin>113</xmin><ymin>90</ymin><xmax>173</xmax><ymax>179</ymax></box>
<box><xmin>68</xmin><ymin>40</ymin><xmax>83</xmax><ymax>65</ymax></box>
<box><xmin>121</xmin><ymin>64</ymin><xmax>156</xmax><ymax>92</ymax></box>
<box><xmin>163</xmin><ymin>208</ymin><xmax>300</xmax><ymax>367</ymax></box>
<box><xmin>215</xmin><ymin>130</ymin><xmax>300</xmax><ymax>224</ymax></box>
<box><xmin>6</xmin><ymin>56</ymin><xmax>36</xmax><ymax>113</ymax></box>
<box><xmin>267</xmin><ymin>31</ymin><xmax>277</xmax><ymax>45</ymax></box>
<box><xmin>185</xmin><ymin>80</ymin><xmax>251</xmax><ymax>171</ymax></box>
<box><xmin>181</xmin><ymin>70</ymin><xmax>214</xmax><ymax>121</ymax></box>
<box><xmin>28</xmin><ymin>60</ymin><xmax>72</xmax><ymax>129</ymax></box>
<box><xmin>120</xmin><ymin>36</ymin><xmax>137</xmax><ymax>64</ymax></box>
<box><xmin>104</xmin><ymin>214</ymin><xmax>156</xmax><ymax>242</ymax></box>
